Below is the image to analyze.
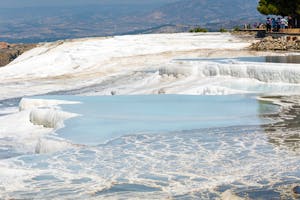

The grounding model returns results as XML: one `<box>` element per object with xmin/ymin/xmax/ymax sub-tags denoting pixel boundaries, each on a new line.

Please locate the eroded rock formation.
<box><xmin>0</xmin><ymin>42</ymin><xmax>36</xmax><ymax>67</ymax></box>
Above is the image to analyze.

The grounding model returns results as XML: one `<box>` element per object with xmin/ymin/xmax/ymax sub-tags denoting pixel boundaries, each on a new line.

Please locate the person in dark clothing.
<box><xmin>266</xmin><ymin>17</ymin><xmax>272</xmax><ymax>32</ymax></box>
<box><xmin>288</xmin><ymin>16</ymin><xmax>293</xmax><ymax>28</ymax></box>
<box><xmin>271</xmin><ymin>18</ymin><xmax>276</xmax><ymax>31</ymax></box>
<box><xmin>276</xmin><ymin>17</ymin><xmax>281</xmax><ymax>32</ymax></box>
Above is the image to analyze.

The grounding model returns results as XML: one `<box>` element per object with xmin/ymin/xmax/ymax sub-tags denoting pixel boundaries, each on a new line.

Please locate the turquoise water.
<box><xmin>35</xmin><ymin>95</ymin><xmax>277</xmax><ymax>145</ymax></box>
<box><xmin>1</xmin><ymin>95</ymin><xmax>300</xmax><ymax>199</ymax></box>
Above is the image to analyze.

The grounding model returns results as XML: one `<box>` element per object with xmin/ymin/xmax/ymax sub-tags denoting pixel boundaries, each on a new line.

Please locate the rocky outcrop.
<box><xmin>250</xmin><ymin>36</ymin><xmax>300</xmax><ymax>51</ymax></box>
<box><xmin>0</xmin><ymin>43</ymin><xmax>36</xmax><ymax>67</ymax></box>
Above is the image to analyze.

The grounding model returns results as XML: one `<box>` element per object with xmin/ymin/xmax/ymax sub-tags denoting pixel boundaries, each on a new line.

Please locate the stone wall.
<box><xmin>250</xmin><ymin>36</ymin><xmax>300</xmax><ymax>51</ymax></box>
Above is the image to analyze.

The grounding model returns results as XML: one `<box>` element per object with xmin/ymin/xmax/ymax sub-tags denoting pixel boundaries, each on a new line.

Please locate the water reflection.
<box><xmin>240</xmin><ymin>55</ymin><xmax>300</xmax><ymax>64</ymax></box>
<box><xmin>260</xmin><ymin>96</ymin><xmax>300</xmax><ymax>152</ymax></box>
<box><xmin>177</xmin><ymin>55</ymin><xmax>300</xmax><ymax>64</ymax></box>
<box><xmin>265</xmin><ymin>55</ymin><xmax>300</xmax><ymax>64</ymax></box>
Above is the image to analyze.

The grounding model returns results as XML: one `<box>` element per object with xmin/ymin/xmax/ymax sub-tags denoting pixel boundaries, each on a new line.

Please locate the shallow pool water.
<box><xmin>36</xmin><ymin>94</ymin><xmax>277</xmax><ymax>145</ymax></box>
<box><xmin>239</xmin><ymin>55</ymin><xmax>300</xmax><ymax>64</ymax></box>
<box><xmin>0</xmin><ymin>94</ymin><xmax>299</xmax><ymax>199</ymax></box>
<box><xmin>177</xmin><ymin>55</ymin><xmax>300</xmax><ymax>64</ymax></box>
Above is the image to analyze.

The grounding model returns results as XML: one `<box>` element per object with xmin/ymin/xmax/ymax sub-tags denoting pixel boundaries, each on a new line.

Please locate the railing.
<box><xmin>240</xmin><ymin>28</ymin><xmax>300</xmax><ymax>33</ymax></box>
<box><xmin>238</xmin><ymin>28</ymin><xmax>300</xmax><ymax>38</ymax></box>
<box><xmin>279</xmin><ymin>28</ymin><xmax>300</xmax><ymax>33</ymax></box>
<box><xmin>240</xmin><ymin>28</ymin><xmax>265</xmax><ymax>31</ymax></box>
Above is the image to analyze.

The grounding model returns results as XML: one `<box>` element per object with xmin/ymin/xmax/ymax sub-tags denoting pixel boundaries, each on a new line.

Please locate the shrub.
<box><xmin>219</xmin><ymin>28</ymin><xmax>228</xmax><ymax>32</ymax></box>
<box><xmin>189</xmin><ymin>27</ymin><xmax>208</xmax><ymax>33</ymax></box>
<box><xmin>233</xmin><ymin>26</ymin><xmax>241</xmax><ymax>31</ymax></box>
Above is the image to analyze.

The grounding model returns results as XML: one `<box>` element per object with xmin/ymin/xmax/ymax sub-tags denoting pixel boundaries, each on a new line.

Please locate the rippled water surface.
<box><xmin>0</xmin><ymin>94</ymin><xmax>299</xmax><ymax>199</ymax></box>
<box><xmin>4</xmin><ymin>125</ymin><xmax>300</xmax><ymax>199</ymax></box>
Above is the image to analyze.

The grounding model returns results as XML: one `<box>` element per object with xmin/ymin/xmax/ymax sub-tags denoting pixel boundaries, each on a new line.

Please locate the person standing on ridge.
<box><xmin>271</xmin><ymin>18</ymin><xmax>276</xmax><ymax>31</ymax></box>
<box><xmin>288</xmin><ymin>16</ymin><xmax>293</xmax><ymax>28</ymax></box>
<box><xmin>281</xmin><ymin>17</ymin><xmax>288</xmax><ymax>29</ymax></box>
<box><xmin>266</xmin><ymin>17</ymin><xmax>271</xmax><ymax>32</ymax></box>
<box><xmin>275</xmin><ymin>17</ymin><xmax>281</xmax><ymax>32</ymax></box>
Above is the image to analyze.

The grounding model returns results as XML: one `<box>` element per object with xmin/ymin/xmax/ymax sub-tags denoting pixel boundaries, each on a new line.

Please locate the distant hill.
<box><xmin>145</xmin><ymin>0</ymin><xmax>263</xmax><ymax>30</ymax></box>
<box><xmin>0</xmin><ymin>0</ymin><xmax>264</xmax><ymax>43</ymax></box>
<box><xmin>124</xmin><ymin>24</ymin><xmax>199</xmax><ymax>34</ymax></box>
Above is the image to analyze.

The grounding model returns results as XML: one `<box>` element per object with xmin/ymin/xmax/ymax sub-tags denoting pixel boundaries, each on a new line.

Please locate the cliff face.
<box><xmin>0</xmin><ymin>42</ymin><xmax>36</xmax><ymax>67</ymax></box>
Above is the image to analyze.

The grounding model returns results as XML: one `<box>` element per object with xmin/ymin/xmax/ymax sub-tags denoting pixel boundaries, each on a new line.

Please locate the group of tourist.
<box><xmin>266</xmin><ymin>16</ymin><xmax>293</xmax><ymax>32</ymax></box>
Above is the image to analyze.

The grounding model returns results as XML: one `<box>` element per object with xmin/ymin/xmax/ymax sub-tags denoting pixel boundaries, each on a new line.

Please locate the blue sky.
<box><xmin>0</xmin><ymin>0</ymin><xmax>178</xmax><ymax>8</ymax></box>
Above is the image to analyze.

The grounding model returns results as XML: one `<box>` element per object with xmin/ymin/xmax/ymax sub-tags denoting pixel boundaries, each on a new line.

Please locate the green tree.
<box><xmin>258</xmin><ymin>0</ymin><xmax>300</xmax><ymax>16</ymax></box>
<box><xmin>257</xmin><ymin>0</ymin><xmax>279</xmax><ymax>15</ymax></box>
<box><xmin>257</xmin><ymin>0</ymin><xmax>300</xmax><ymax>27</ymax></box>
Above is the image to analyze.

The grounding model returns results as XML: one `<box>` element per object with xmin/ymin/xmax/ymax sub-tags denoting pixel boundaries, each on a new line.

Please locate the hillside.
<box><xmin>0</xmin><ymin>0</ymin><xmax>263</xmax><ymax>42</ymax></box>
<box><xmin>0</xmin><ymin>5</ymin><xmax>156</xmax><ymax>43</ymax></box>
<box><xmin>146</xmin><ymin>0</ymin><xmax>263</xmax><ymax>30</ymax></box>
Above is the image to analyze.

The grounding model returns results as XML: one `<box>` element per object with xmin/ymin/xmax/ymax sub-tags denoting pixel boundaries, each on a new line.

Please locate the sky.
<box><xmin>0</xmin><ymin>0</ymin><xmax>178</xmax><ymax>8</ymax></box>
